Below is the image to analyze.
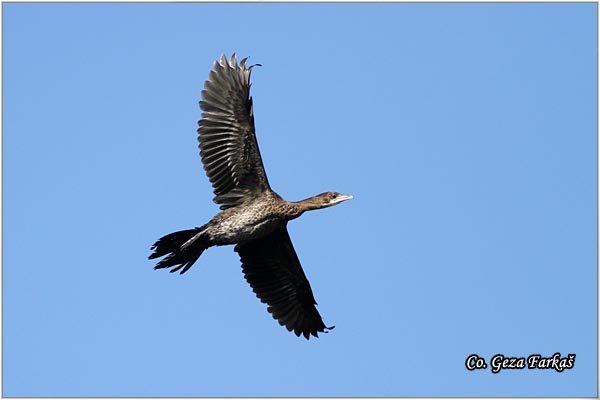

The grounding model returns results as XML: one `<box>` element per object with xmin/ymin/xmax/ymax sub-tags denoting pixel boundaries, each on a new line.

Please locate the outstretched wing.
<box><xmin>198</xmin><ymin>53</ymin><xmax>271</xmax><ymax>210</ymax></box>
<box><xmin>235</xmin><ymin>226</ymin><xmax>333</xmax><ymax>339</ymax></box>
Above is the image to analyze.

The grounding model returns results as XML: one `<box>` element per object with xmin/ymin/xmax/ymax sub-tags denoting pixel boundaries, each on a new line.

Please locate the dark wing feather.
<box><xmin>198</xmin><ymin>53</ymin><xmax>271</xmax><ymax>210</ymax></box>
<box><xmin>235</xmin><ymin>226</ymin><xmax>333</xmax><ymax>339</ymax></box>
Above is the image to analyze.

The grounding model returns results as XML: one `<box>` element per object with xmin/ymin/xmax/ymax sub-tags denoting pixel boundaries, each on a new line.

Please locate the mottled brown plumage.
<box><xmin>149</xmin><ymin>54</ymin><xmax>352</xmax><ymax>339</ymax></box>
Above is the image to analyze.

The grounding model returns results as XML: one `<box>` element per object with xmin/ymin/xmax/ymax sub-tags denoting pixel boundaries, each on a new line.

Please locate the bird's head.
<box><xmin>300</xmin><ymin>191</ymin><xmax>353</xmax><ymax>211</ymax></box>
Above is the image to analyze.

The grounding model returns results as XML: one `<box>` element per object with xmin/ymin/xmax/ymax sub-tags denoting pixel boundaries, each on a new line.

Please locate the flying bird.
<box><xmin>149</xmin><ymin>53</ymin><xmax>352</xmax><ymax>339</ymax></box>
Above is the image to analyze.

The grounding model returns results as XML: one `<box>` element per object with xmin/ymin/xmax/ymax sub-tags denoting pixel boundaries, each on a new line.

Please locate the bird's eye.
<box><xmin>331</xmin><ymin>193</ymin><xmax>337</xmax><ymax>199</ymax></box>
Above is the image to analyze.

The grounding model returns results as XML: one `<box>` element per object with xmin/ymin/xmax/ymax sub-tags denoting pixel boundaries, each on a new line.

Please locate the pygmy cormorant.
<box><xmin>149</xmin><ymin>53</ymin><xmax>352</xmax><ymax>339</ymax></box>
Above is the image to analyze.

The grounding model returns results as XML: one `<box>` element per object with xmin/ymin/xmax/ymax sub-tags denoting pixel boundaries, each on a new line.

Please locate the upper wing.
<box><xmin>234</xmin><ymin>226</ymin><xmax>333</xmax><ymax>339</ymax></box>
<box><xmin>198</xmin><ymin>53</ymin><xmax>271</xmax><ymax>210</ymax></box>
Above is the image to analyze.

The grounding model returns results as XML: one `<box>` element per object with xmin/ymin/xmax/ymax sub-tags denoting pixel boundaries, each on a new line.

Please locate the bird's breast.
<box><xmin>205</xmin><ymin>201</ymin><xmax>291</xmax><ymax>245</ymax></box>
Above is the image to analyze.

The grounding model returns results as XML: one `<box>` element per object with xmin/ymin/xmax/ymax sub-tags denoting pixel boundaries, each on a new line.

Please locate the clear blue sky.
<box><xmin>3</xmin><ymin>2</ymin><xmax>597</xmax><ymax>397</ymax></box>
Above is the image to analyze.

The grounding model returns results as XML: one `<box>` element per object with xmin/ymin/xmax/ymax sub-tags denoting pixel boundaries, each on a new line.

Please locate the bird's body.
<box><xmin>150</xmin><ymin>54</ymin><xmax>352</xmax><ymax>339</ymax></box>
<box><xmin>204</xmin><ymin>192</ymin><xmax>296</xmax><ymax>245</ymax></box>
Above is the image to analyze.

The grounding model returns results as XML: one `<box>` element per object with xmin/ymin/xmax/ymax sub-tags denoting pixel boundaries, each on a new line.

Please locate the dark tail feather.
<box><xmin>149</xmin><ymin>228</ymin><xmax>208</xmax><ymax>274</ymax></box>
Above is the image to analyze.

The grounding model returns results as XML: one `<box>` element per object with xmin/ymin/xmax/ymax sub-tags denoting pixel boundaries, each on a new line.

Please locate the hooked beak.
<box><xmin>333</xmin><ymin>193</ymin><xmax>353</xmax><ymax>205</ymax></box>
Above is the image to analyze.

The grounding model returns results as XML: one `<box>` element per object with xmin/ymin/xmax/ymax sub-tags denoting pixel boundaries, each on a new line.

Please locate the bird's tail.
<box><xmin>149</xmin><ymin>227</ymin><xmax>208</xmax><ymax>274</ymax></box>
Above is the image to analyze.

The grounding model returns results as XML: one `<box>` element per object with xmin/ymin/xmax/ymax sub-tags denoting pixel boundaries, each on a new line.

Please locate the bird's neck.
<box><xmin>292</xmin><ymin>195</ymin><xmax>326</xmax><ymax>214</ymax></box>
